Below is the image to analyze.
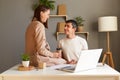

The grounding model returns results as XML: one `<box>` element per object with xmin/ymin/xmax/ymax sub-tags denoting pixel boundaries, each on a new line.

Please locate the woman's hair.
<box><xmin>32</xmin><ymin>5</ymin><xmax>50</xmax><ymax>28</ymax></box>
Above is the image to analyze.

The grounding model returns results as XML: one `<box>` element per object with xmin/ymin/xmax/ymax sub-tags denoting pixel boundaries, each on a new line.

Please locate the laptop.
<box><xmin>56</xmin><ymin>49</ymin><xmax>102</xmax><ymax>72</ymax></box>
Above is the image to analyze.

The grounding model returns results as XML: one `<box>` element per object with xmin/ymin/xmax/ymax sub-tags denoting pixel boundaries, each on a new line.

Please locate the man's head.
<box><xmin>64</xmin><ymin>20</ymin><xmax>78</xmax><ymax>36</ymax></box>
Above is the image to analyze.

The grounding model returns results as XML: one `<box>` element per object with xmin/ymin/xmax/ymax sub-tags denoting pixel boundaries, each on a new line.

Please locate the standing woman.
<box><xmin>25</xmin><ymin>5</ymin><xmax>66</xmax><ymax>67</ymax></box>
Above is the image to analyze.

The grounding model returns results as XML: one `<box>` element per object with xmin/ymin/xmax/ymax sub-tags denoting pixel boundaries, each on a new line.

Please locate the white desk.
<box><xmin>0</xmin><ymin>63</ymin><xmax>120</xmax><ymax>80</ymax></box>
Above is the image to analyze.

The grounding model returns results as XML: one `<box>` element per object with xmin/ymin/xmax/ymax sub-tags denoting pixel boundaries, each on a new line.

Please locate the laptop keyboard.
<box><xmin>59</xmin><ymin>66</ymin><xmax>75</xmax><ymax>70</ymax></box>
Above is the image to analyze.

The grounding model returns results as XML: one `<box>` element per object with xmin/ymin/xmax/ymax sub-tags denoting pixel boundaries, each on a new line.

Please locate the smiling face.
<box><xmin>40</xmin><ymin>9</ymin><xmax>50</xmax><ymax>23</ymax></box>
<box><xmin>64</xmin><ymin>22</ymin><xmax>76</xmax><ymax>36</ymax></box>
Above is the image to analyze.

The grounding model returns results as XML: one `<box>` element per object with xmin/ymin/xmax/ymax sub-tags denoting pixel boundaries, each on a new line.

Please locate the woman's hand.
<box><xmin>53</xmin><ymin>52</ymin><xmax>61</xmax><ymax>58</ymax></box>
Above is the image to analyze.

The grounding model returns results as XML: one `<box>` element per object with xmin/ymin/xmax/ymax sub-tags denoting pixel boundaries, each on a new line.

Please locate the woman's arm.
<box><xmin>34</xmin><ymin>22</ymin><xmax>54</xmax><ymax>57</ymax></box>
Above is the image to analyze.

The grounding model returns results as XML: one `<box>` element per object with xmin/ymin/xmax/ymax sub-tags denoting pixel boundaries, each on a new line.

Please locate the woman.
<box><xmin>25</xmin><ymin>5</ymin><xmax>66</xmax><ymax>67</ymax></box>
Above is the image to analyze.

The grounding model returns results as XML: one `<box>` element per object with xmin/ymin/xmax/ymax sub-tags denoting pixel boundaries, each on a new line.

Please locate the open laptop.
<box><xmin>56</xmin><ymin>49</ymin><xmax>102</xmax><ymax>72</ymax></box>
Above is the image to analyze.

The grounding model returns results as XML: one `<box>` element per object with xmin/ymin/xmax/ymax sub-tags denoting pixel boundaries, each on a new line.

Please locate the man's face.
<box><xmin>64</xmin><ymin>22</ymin><xmax>76</xmax><ymax>35</ymax></box>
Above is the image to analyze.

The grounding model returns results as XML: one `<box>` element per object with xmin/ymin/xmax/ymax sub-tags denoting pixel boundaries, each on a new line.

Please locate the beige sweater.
<box><xmin>25</xmin><ymin>21</ymin><xmax>66</xmax><ymax>67</ymax></box>
<box><xmin>25</xmin><ymin>21</ymin><xmax>53</xmax><ymax>57</ymax></box>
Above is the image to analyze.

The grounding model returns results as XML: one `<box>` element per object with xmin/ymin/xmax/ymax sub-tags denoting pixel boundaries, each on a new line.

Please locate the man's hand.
<box><xmin>67</xmin><ymin>60</ymin><xmax>77</xmax><ymax>64</ymax></box>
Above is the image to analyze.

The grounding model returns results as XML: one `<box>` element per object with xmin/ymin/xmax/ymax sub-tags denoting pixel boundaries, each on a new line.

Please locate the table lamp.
<box><xmin>98</xmin><ymin>16</ymin><xmax>118</xmax><ymax>68</ymax></box>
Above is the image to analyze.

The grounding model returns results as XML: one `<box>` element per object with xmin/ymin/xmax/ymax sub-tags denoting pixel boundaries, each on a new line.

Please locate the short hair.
<box><xmin>65</xmin><ymin>20</ymin><xmax>78</xmax><ymax>28</ymax></box>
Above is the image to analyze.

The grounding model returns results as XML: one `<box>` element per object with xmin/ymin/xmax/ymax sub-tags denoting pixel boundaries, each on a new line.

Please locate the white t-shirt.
<box><xmin>58</xmin><ymin>36</ymin><xmax>88</xmax><ymax>62</ymax></box>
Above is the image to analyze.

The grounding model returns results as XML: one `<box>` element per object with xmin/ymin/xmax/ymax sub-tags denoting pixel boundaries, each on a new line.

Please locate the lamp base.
<box><xmin>102</xmin><ymin>51</ymin><xmax>114</xmax><ymax>68</ymax></box>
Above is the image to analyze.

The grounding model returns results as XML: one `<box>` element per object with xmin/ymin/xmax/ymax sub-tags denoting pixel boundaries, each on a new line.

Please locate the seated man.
<box><xmin>57</xmin><ymin>20</ymin><xmax>88</xmax><ymax>64</ymax></box>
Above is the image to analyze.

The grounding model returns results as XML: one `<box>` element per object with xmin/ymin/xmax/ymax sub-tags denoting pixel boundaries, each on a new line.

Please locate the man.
<box><xmin>58</xmin><ymin>20</ymin><xmax>88</xmax><ymax>64</ymax></box>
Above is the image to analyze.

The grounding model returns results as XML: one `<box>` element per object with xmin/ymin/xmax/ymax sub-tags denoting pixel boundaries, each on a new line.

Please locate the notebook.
<box><xmin>56</xmin><ymin>49</ymin><xmax>102</xmax><ymax>72</ymax></box>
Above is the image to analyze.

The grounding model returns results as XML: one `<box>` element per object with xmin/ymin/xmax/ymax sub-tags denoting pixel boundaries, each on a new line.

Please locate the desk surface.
<box><xmin>1</xmin><ymin>63</ymin><xmax>120</xmax><ymax>76</ymax></box>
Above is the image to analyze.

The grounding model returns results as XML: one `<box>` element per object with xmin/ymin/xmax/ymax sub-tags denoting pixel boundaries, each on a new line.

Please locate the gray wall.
<box><xmin>0</xmin><ymin>0</ymin><xmax>120</xmax><ymax>73</ymax></box>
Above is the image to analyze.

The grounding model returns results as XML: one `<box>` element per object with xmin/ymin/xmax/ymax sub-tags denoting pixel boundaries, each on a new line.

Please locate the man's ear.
<box><xmin>74</xmin><ymin>28</ymin><xmax>77</xmax><ymax>32</ymax></box>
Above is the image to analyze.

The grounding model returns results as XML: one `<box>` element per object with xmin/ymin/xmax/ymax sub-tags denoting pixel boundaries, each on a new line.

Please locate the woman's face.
<box><xmin>40</xmin><ymin>9</ymin><xmax>50</xmax><ymax>23</ymax></box>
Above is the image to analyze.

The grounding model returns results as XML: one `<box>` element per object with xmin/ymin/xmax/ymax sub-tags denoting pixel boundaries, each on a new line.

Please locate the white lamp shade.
<box><xmin>98</xmin><ymin>16</ymin><xmax>118</xmax><ymax>32</ymax></box>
